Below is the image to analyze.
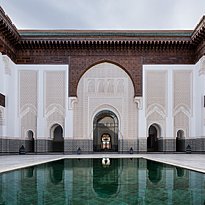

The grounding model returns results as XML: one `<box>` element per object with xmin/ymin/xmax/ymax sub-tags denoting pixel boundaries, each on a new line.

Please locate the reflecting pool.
<box><xmin>0</xmin><ymin>158</ymin><xmax>205</xmax><ymax>205</ymax></box>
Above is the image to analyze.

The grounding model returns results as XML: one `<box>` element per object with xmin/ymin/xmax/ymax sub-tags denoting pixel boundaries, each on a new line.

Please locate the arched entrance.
<box><xmin>147</xmin><ymin>124</ymin><xmax>161</xmax><ymax>152</ymax></box>
<box><xmin>93</xmin><ymin>110</ymin><xmax>118</xmax><ymax>152</ymax></box>
<box><xmin>51</xmin><ymin>124</ymin><xmax>64</xmax><ymax>152</ymax></box>
<box><xmin>26</xmin><ymin>130</ymin><xmax>34</xmax><ymax>152</ymax></box>
<box><xmin>176</xmin><ymin>130</ymin><xmax>185</xmax><ymax>152</ymax></box>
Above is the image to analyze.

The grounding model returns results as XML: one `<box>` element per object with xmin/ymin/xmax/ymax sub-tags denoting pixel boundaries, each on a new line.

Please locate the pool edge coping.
<box><xmin>0</xmin><ymin>154</ymin><xmax>205</xmax><ymax>174</ymax></box>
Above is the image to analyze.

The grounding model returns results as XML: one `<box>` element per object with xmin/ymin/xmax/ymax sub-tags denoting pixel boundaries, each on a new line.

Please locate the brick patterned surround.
<box><xmin>15</xmin><ymin>48</ymin><xmax>195</xmax><ymax>97</ymax></box>
<box><xmin>2</xmin><ymin>45</ymin><xmax>189</xmax><ymax>98</ymax></box>
<box><xmin>0</xmin><ymin>93</ymin><xmax>5</xmax><ymax>107</ymax></box>
<box><xmin>0</xmin><ymin>6</ymin><xmax>201</xmax><ymax>98</ymax></box>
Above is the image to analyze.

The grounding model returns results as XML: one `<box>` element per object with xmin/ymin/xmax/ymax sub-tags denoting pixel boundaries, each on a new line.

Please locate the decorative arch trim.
<box><xmin>20</xmin><ymin>104</ymin><xmax>37</xmax><ymax>117</ymax></box>
<box><xmin>176</xmin><ymin>129</ymin><xmax>185</xmax><ymax>139</ymax></box>
<box><xmin>147</xmin><ymin>123</ymin><xmax>162</xmax><ymax>138</ymax></box>
<box><xmin>146</xmin><ymin>104</ymin><xmax>166</xmax><ymax>119</ymax></box>
<box><xmin>50</xmin><ymin>123</ymin><xmax>64</xmax><ymax>139</ymax></box>
<box><xmin>76</xmin><ymin>61</ymin><xmax>135</xmax><ymax>96</ymax></box>
<box><xmin>174</xmin><ymin>105</ymin><xmax>191</xmax><ymax>117</ymax></box>
<box><xmin>91</xmin><ymin>104</ymin><xmax>121</xmax><ymax>136</ymax></box>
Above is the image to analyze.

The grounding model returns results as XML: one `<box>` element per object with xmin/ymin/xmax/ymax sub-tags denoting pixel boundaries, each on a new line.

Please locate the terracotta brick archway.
<box><xmin>69</xmin><ymin>55</ymin><xmax>142</xmax><ymax>97</ymax></box>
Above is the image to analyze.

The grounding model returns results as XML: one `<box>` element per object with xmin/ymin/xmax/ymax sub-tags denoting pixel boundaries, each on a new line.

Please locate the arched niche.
<box><xmin>50</xmin><ymin>124</ymin><xmax>64</xmax><ymax>152</ymax></box>
<box><xmin>176</xmin><ymin>130</ymin><xmax>185</xmax><ymax>152</ymax></box>
<box><xmin>147</xmin><ymin>123</ymin><xmax>161</xmax><ymax>152</ymax></box>
<box><xmin>26</xmin><ymin>130</ymin><xmax>35</xmax><ymax>153</ymax></box>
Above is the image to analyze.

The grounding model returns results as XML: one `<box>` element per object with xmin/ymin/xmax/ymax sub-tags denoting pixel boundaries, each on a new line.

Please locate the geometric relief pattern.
<box><xmin>146</xmin><ymin>71</ymin><xmax>167</xmax><ymax>113</ymax></box>
<box><xmin>45</xmin><ymin>71</ymin><xmax>65</xmax><ymax>112</ymax></box>
<box><xmin>147</xmin><ymin>107</ymin><xmax>166</xmax><ymax>138</ymax></box>
<box><xmin>19</xmin><ymin>71</ymin><xmax>37</xmax><ymax>111</ymax></box>
<box><xmin>145</xmin><ymin>71</ymin><xmax>167</xmax><ymax>138</ymax></box>
<box><xmin>174</xmin><ymin>111</ymin><xmax>189</xmax><ymax>138</ymax></box>
<box><xmin>199</xmin><ymin>57</ymin><xmax>205</xmax><ymax>76</ymax></box>
<box><xmin>147</xmin><ymin>110</ymin><xmax>164</xmax><ymax>121</ymax></box>
<box><xmin>47</xmin><ymin>111</ymin><xmax>64</xmax><ymax>128</ymax></box>
<box><xmin>45</xmin><ymin>71</ymin><xmax>66</xmax><ymax>136</ymax></box>
<box><xmin>21</xmin><ymin>110</ymin><xmax>37</xmax><ymax>139</ymax></box>
<box><xmin>19</xmin><ymin>70</ymin><xmax>38</xmax><ymax>138</ymax></box>
<box><xmin>75</xmin><ymin>62</ymin><xmax>136</xmax><ymax>140</ymax></box>
<box><xmin>107</xmin><ymin>80</ymin><xmax>114</xmax><ymax>93</ymax></box>
<box><xmin>3</xmin><ymin>56</ymin><xmax>11</xmax><ymax>75</ymax></box>
<box><xmin>87</xmin><ymin>78</ymin><xmax>124</xmax><ymax>95</ymax></box>
<box><xmin>88</xmin><ymin>80</ymin><xmax>95</xmax><ymax>93</ymax></box>
<box><xmin>117</xmin><ymin>79</ymin><xmax>124</xmax><ymax>93</ymax></box>
<box><xmin>173</xmin><ymin>71</ymin><xmax>192</xmax><ymax>113</ymax></box>
<box><xmin>98</xmin><ymin>80</ymin><xmax>104</xmax><ymax>93</ymax></box>
<box><xmin>0</xmin><ymin>107</ymin><xmax>5</xmax><ymax>125</ymax></box>
<box><xmin>173</xmin><ymin>70</ymin><xmax>192</xmax><ymax>138</ymax></box>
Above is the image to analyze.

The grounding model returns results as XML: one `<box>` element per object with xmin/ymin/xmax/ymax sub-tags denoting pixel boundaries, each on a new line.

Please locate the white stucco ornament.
<box><xmin>134</xmin><ymin>97</ymin><xmax>143</xmax><ymax>110</ymax></box>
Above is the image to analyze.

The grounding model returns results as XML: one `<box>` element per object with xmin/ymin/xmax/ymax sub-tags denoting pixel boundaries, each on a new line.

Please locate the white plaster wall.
<box><xmin>19</xmin><ymin>70</ymin><xmax>38</xmax><ymax>139</ymax></box>
<box><xmin>193</xmin><ymin>56</ymin><xmax>205</xmax><ymax>138</ymax></box>
<box><xmin>0</xmin><ymin>53</ymin><xmax>4</xmax><ymax>94</ymax></box>
<box><xmin>143</xmin><ymin>64</ymin><xmax>196</xmax><ymax>140</ymax></box>
<box><xmin>16</xmin><ymin>65</ymin><xmax>68</xmax><ymax>140</ymax></box>
<box><xmin>0</xmin><ymin>53</ymin><xmax>5</xmax><ymax>137</ymax></box>
<box><xmin>1</xmin><ymin>51</ymin><xmax>205</xmax><ymax>143</ymax></box>
<box><xmin>0</xmin><ymin>53</ymin><xmax>19</xmax><ymax>138</ymax></box>
<box><xmin>0</xmin><ymin>54</ymin><xmax>69</xmax><ymax>141</ymax></box>
<box><xmin>73</xmin><ymin>62</ymin><xmax>137</xmax><ymax>140</ymax></box>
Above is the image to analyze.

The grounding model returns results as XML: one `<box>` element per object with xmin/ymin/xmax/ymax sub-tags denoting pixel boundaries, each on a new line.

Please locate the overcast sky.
<box><xmin>0</xmin><ymin>0</ymin><xmax>205</xmax><ymax>30</ymax></box>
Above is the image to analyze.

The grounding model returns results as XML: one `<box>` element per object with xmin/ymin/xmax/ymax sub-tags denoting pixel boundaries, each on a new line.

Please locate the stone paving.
<box><xmin>0</xmin><ymin>153</ymin><xmax>205</xmax><ymax>173</ymax></box>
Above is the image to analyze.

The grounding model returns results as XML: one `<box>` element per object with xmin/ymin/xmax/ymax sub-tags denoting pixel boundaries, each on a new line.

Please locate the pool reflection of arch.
<box><xmin>50</xmin><ymin>160</ymin><xmax>64</xmax><ymax>185</ymax></box>
<box><xmin>92</xmin><ymin>158</ymin><xmax>122</xmax><ymax>199</ymax></box>
<box><xmin>147</xmin><ymin>160</ymin><xmax>163</xmax><ymax>184</ymax></box>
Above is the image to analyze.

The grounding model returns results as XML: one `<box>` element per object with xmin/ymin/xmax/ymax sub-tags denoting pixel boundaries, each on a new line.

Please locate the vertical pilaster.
<box><xmin>136</xmin><ymin>82</ymin><xmax>147</xmax><ymax>152</ymax></box>
<box><xmin>37</xmin><ymin>70</ymin><xmax>46</xmax><ymax>152</ymax></box>
<box><xmin>165</xmin><ymin>69</ymin><xmax>174</xmax><ymax>151</ymax></box>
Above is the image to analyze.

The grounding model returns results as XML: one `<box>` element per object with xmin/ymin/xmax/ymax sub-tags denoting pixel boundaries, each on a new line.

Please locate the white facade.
<box><xmin>1</xmin><ymin>52</ymin><xmax>205</xmax><ymax>152</ymax></box>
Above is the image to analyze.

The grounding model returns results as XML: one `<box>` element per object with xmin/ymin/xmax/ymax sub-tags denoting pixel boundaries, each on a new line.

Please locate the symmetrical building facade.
<box><xmin>0</xmin><ymin>7</ymin><xmax>205</xmax><ymax>153</ymax></box>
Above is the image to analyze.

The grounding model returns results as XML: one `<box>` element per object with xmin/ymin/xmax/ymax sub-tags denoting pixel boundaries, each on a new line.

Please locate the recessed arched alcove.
<box><xmin>147</xmin><ymin>124</ymin><xmax>161</xmax><ymax>152</ymax></box>
<box><xmin>26</xmin><ymin>130</ymin><xmax>35</xmax><ymax>153</ymax></box>
<box><xmin>50</xmin><ymin>124</ymin><xmax>64</xmax><ymax>152</ymax></box>
<box><xmin>93</xmin><ymin>110</ymin><xmax>118</xmax><ymax>152</ymax></box>
<box><xmin>176</xmin><ymin>130</ymin><xmax>185</xmax><ymax>152</ymax></box>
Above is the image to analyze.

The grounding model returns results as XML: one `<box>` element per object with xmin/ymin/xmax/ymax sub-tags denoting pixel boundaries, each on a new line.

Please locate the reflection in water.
<box><xmin>0</xmin><ymin>158</ymin><xmax>205</xmax><ymax>205</ymax></box>
<box><xmin>176</xmin><ymin>167</ymin><xmax>185</xmax><ymax>177</ymax></box>
<box><xmin>50</xmin><ymin>160</ymin><xmax>64</xmax><ymax>185</ymax></box>
<box><xmin>101</xmin><ymin>157</ymin><xmax>110</xmax><ymax>167</ymax></box>
<box><xmin>147</xmin><ymin>160</ymin><xmax>163</xmax><ymax>184</ymax></box>
<box><xmin>26</xmin><ymin>166</ymin><xmax>35</xmax><ymax>178</ymax></box>
<box><xmin>93</xmin><ymin>158</ymin><xmax>118</xmax><ymax>198</ymax></box>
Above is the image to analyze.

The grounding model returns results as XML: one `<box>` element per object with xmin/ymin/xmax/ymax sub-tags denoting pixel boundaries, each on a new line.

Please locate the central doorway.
<box><xmin>93</xmin><ymin>110</ymin><xmax>118</xmax><ymax>152</ymax></box>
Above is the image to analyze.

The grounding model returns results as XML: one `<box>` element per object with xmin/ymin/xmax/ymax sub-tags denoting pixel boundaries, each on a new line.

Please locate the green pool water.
<box><xmin>0</xmin><ymin>158</ymin><xmax>205</xmax><ymax>205</ymax></box>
